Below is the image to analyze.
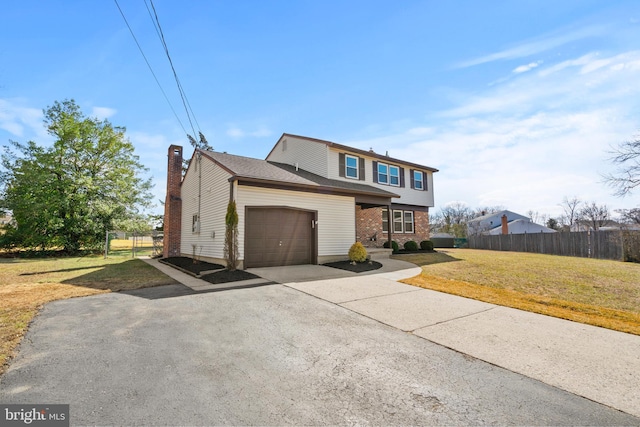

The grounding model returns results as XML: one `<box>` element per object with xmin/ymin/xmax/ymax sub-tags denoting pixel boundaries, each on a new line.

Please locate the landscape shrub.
<box><xmin>420</xmin><ymin>240</ymin><xmax>434</xmax><ymax>251</ymax></box>
<box><xmin>404</xmin><ymin>240</ymin><xmax>419</xmax><ymax>251</ymax></box>
<box><xmin>382</xmin><ymin>240</ymin><xmax>399</xmax><ymax>252</ymax></box>
<box><xmin>348</xmin><ymin>242</ymin><xmax>368</xmax><ymax>263</ymax></box>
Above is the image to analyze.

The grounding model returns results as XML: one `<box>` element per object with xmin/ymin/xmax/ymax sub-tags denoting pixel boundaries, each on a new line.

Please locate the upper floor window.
<box><xmin>413</xmin><ymin>170</ymin><xmax>424</xmax><ymax>190</ymax></box>
<box><xmin>376</xmin><ymin>162</ymin><xmax>403</xmax><ymax>187</ymax></box>
<box><xmin>345</xmin><ymin>154</ymin><xmax>359</xmax><ymax>179</ymax></box>
<box><xmin>377</xmin><ymin>163</ymin><xmax>388</xmax><ymax>184</ymax></box>
<box><xmin>339</xmin><ymin>153</ymin><xmax>364</xmax><ymax>181</ymax></box>
<box><xmin>389</xmin><ymin>165</ymin><xmax>400</xmax><ymax>187</ymax></box>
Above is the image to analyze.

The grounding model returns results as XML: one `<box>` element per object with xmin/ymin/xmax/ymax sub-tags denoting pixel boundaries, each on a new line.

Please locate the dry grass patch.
<box><xmin>0</xmin><ymin>252</ymin><xmax>177</xmax><ymax>375</ymax></box>
<box><xmin>397</xmin><ymin>249</ymin><xmax>640</xmax><ymax>335</ymax></box>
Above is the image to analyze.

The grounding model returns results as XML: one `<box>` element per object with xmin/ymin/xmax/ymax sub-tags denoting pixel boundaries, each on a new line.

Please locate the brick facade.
<box><xmin>163</xmin><ymin>145</ymin><xmax>183</xmax><ymax>258</ymax></box>
<box><xmin>355</xmin><ymin>206</ymin><xmax>430</xmax><ymax>248</ymax></box>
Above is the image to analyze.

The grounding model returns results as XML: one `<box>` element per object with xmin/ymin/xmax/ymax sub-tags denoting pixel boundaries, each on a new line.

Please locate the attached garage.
<box><xmin>244</xmin><ymin>207</ymin><xmax>317</xmax><ymax>268</ymax></box>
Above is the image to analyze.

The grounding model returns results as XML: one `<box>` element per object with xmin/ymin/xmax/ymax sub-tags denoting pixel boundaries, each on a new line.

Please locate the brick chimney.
<box><xmin>163</xmin><ymin>145</ymin><xmax>183</xmax><ymax>258</ymax></box>
<box><xmin>501</xmin><ymin>214</ymin><xmax>508</xmax><ymax>235</ymax></box>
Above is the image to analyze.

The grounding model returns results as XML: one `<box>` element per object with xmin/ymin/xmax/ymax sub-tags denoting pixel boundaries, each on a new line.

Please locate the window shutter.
<box><xmin>372</xmin><ymin>161</ymin><xmax>378</xmax><ymax>183</ymax></box>
<box><xmin>399</xmin><ymin>167</ymin><xmax>405</xmax><ymax>188</ymax></box>
<box><xmin>424</xmin><ymin>173</ymin><xmax>428</xmax><ymax>191</ymax></box>
<box><xmin>359</xmin><ymin>157</ymin><xmax>365</xmax><ymax>181</ymax></box>
<box><xmin>410</xmin><ymin>169</ymin><xmax>415</xmax><ymax>189</ymax></box>
<box><xmin>339</xmin><ymin>153</ymin><xmax>345</xmax><ymax>177</ymax></box>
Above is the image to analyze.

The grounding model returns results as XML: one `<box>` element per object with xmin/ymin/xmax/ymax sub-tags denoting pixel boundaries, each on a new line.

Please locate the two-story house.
<box><xmin>163</xmin><ymin>133</ymin><xmax>438</xmax><ymax>269</ymax></box>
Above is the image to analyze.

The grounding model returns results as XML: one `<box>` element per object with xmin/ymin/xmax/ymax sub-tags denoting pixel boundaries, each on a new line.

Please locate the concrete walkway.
<box><xmin>145</xmin><ymin>256</ymin><xmax>640</xmax><ymax>418</ymax></box>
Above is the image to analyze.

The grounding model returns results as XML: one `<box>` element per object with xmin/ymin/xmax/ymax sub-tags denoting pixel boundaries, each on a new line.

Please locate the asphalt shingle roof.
<box><xmin>201</xmin><ymin>150</ymin><xmax>398</xmax><ymax>198</ymax></box>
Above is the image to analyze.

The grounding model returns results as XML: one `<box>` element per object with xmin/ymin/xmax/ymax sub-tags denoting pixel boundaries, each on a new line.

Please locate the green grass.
<box><xmin>397</xmin><ymin>249</ymin><xmax>640</xmax><ymax>334</ymax></box>
<box><xmin>0</xmin><ymin>252</ymin><xmax>177</xmax><ymax>375</ymax></box>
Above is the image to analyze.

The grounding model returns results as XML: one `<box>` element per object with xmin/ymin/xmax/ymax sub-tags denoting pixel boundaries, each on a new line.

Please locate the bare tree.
<box><xmin>579</xmin><ymin>202</ymin><xmax>610</xmax><ymax>230</ymax></box>
<box><xmin>616</xmin><ymin>208</ymin><xmax>640</xmax><ymax>225</ymax></box>
<box><xmin>559</xmin><ymin>196</ymin><xmax>582</xmax><ymax>229</ymax></box>
<box><xmin>605</xmin><ymin>133</ymin><xmax>640</xmax><ymax>197</ymax></box>
<box><xmin>434</xmin><ymin>202</ymin><xmax>474</xmax><ymax>237</ymax></box>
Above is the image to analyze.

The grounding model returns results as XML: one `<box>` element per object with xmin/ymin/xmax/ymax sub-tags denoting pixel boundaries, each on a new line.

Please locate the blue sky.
<box><xmin>2</xmin><ymin>1</ymin><xmax>640</xmax><ymax>218</ymax></box>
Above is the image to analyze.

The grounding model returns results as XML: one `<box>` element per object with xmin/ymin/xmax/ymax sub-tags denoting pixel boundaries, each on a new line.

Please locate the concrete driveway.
<box><xmin>1</xmin><ymin>281</ymin><xmax>637</xmax><ymax>425</ymax></box>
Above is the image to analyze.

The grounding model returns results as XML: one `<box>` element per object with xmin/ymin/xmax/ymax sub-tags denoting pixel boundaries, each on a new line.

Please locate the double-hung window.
<box><xmin>389</xmin><ymin>165</ymin><xmax>400</xmax><ymax>186</ymax></box>
<box><xmin>382</xmin><ymin>209</ymin><xmax>389</xmax><ymax>232</ymax></box>
<box><xmin>413</xmin><ymin>171</ymin><xmax>424</xmax><ymax>190</ymax></box>
<box><xmin>376</xmin><ymin>162</ymin><xmax>403</xmax><ymax>187</ymax></box>
<box><xmin>383</xmin><ymin>209</ymin><xmax>415</xmax><ymax>234</ymax></box>
<box><xmin>345</xmin><ymin>154</ymin><xmax>359</xmax><ymax>179</ymax></box>
<box><xmin>377</xmin><ymin>163</ymin><xmax>388</xmax><ymax>184</ymax></box>
<box><xmin>404</xmin><ymin>211</ymin><xmax>414</xmax><ymax>233</ymax></box>
<box><xmin>393</xmin><ymin>211</ymin><xmax>403</xmax><ymax>232</ymax></box>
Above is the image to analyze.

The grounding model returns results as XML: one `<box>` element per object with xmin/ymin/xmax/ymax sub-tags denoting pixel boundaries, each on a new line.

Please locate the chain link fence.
<box><xmin>104</xmin><ymin>230</ymin><xmax>163</xmax><ymax>258</ymax></box>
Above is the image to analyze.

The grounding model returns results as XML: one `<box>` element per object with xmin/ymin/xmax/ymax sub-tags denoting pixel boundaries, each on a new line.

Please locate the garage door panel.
<box><xmin>245</xmin><ymin>208</ymin><xmax>315</xmax><ymax>268</ymax></box>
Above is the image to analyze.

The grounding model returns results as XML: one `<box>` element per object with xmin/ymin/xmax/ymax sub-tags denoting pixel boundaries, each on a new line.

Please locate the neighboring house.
<box><xmin>163</xmin><ymin>133</ymin><xmax>438</xmax><ymax>268</ymax></box>
<box><xmin>468</xmin><ymin>210</ymin><xmax>556</xmax><ymax>235</ymax></box>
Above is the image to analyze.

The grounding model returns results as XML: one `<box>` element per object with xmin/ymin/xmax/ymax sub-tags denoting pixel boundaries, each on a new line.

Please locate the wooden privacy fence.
<box><xmin>467</xmin><ymin>230</ymin><xmax>640</xmax><ymax>261</ymax></box>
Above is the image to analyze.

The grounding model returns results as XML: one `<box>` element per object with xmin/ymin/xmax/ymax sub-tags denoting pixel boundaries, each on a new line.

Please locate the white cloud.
<box><xmin>91</xmin><ymin>106</ymin><xmax>117</xmax><ymax>120</ymax></box>
<box><xmin>352</xmin><ymin>49</ymin><xmax>640</xmax><ymax>217</ymax></box>
<box><xmin>0</xmin><ymin>98</ymin><xmax>44</xmax><ymax>139</ymax></box>
<box><xmin>226</xmin><ymin>125</ymin><xmax>272</xmax><ymax>138</ymax></box>
<box><xmin>456</xmin><ymin>25</ymin><xmax>605</xmax><ymax>68</ymax></box>
<box><xmin>513</xmin><ymin>61</ymin><xmax>543</xmax><ymax>73</ymax></box>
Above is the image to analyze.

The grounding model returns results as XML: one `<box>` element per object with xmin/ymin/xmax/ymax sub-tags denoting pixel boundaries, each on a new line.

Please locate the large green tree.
<box><xmin>0</xmin><ymin>100</ymin><xmax>152</xmax><ymax>253</ymax></box>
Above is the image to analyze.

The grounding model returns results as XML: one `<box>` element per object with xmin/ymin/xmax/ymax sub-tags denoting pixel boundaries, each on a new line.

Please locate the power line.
<box><xmin>145</xmin><ymin>0</ymin><xmax>202</xmax><ymax>138</ymax></box>
<box><xmin>113</xmin><ymin>0</ymin><xmax>188</xmax><ymax>136</ymax></box>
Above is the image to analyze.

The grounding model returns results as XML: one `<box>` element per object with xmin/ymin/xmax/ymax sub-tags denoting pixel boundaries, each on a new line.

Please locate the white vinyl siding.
<box><xmin>180</xmin><ymin>157</ymin><xmax>231</xmax><ymax>260</ymax></box>
<box><xmin>266</xmin><ymin>135</ymin><xmax>329</xmax><ymax>177</ymax></box>
<box><xmin>237</xmin><ymin>186</ymin><xmax>355</xmax><ymax>259</ymax></box>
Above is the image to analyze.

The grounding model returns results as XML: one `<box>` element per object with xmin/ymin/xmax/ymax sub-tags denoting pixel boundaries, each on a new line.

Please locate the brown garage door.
<box><xmin>245</xmin><ymin>207</ymin><xmax>316</xmax><ymax>268</ymax></box>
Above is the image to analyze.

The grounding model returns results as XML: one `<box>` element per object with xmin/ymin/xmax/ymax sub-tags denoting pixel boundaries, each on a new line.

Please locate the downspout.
<box><xmin>197</xmin><ymin>150</ymin><xmax>202</xmax><ymax>226</ymax></box>
<box><xmin>387</xmin><ymin>204</ymin><xmax>392</xmax><ymax>248</ymax></box>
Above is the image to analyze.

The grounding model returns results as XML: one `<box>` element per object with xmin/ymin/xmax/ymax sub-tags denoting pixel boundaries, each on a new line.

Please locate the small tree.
<box><xmin>224</xmin><ymin>200</ymin><xmax>239</xmax><ymax>271</ymax></box>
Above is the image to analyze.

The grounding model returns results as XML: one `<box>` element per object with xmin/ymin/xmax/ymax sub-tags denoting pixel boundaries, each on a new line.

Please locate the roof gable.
<box><xmin>269</xmin><ymin>133</ymin><xmax>439</xmax><ymax>173</ymax></box>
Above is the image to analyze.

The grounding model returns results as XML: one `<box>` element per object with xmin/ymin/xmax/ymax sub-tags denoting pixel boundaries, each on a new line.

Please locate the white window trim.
<box><xmin>345</xmin><ymin>154</ymin><xmax>359</xmax><ymax>179</ymax></box>
<box><xmin>389</xmin><ymin>165</ymin><xmax>400</xmax><ymax>187</ymax></box>
<box><xmin>414</xmin><ymin>171</ymin><xmax>424</xmax><ymax>190</ymax></box>
<box><xmin>382</xmin><ymin>209</ymin><xmax>389</xmax><ymax>232</ymax></box>
<box><xmin>393</xmin><ymin>210</ymin><xmax>403</xmax><ymax>233</ymax></box>
<box><xmin>377</xmin><ymin>163</ymin><xmax>388</xmax><ymax>184</ymax></box>
<box><xmin>378</xmin><ymin>162</ymin><xmax>401</xmax><ymax>187</ymax></box>
<box><xmin>404</xmin><ymin>211</ymin><xmax>414</xmax><ymax>233</ymax></box>
<box><xmin>384</xmin><ymin>209</ymin><xmax>415</xmax><ymax>234</ymax></box>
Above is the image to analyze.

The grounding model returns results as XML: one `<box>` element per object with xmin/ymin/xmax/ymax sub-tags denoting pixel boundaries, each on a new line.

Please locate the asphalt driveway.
<box><xmin>0</xmin><ymin>283</ymin><xmax>637</xmax><ymax>425</ymax></box>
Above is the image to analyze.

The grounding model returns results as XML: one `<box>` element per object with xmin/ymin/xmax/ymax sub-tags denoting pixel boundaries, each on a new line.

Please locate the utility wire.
<box><xmin>113</xmin><ymin>0</ymin><xmax>188</xmax><ymax>136</ymax></box>
<box><xmin>146</xmin><ymin>0</ymin><xmax>201</xmax><ymax>138</ymax></box>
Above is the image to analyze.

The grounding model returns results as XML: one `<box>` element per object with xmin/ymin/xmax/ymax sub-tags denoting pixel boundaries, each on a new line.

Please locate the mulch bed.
<box><xmin>161</xmin><ymin>256</ymin><xmax>260</xmax><ymax>284</ymax></box>
<box><xmin>200</xmin><ymin>269</ymin><xmax>260</xmax><ymax>284</ymax></box>
<box><xmin>322</xmin><ymin>260</ymin><xmax>383</xmax><ymax>273</ymax></box>
<box><xmin>161</xmin><ymin>256</ymin><xmax>224</xmax><ymax>275</ymax></box>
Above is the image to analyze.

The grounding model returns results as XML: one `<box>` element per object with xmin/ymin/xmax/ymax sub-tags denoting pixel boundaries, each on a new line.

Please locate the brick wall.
<box><xmin>355</xmin><ymin>206</ymin><xmax>385</xmax><ymax>247</ymax></box>
<box><xmin>355</xmin><ymin>206</ymin><xmax>430</xmax><ymax>248</ymax></box>
<box><xmin>163</xmin><ymin>145</ymin><xmax>183</xmax><ymax>258</ymax></box>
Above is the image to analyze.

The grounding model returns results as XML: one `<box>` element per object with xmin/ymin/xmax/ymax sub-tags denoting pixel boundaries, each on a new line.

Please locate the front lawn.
<box><xmin>0</xmin><ymin>251</ymin><xmax>177</xmax><ymax>375</ymax></box>
<box><xmin>397</xmin><ymin>249</ymin><xmax>640</xmax><ymax>335</ymax></box>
